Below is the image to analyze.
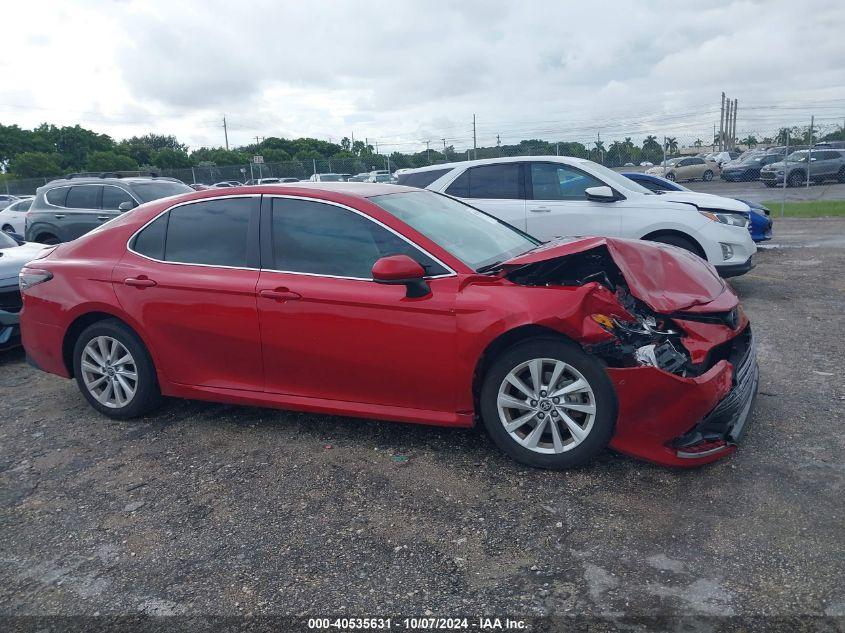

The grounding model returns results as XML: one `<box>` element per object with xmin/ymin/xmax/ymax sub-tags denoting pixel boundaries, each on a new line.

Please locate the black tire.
<box><xmin>72</xmin><ymin>318</ymin><xmax>161</xmax><ymax>419</ymax></box>
<box><xmin>787</xmin><ymin>171</ymin><xmax>804</xmax><ymax>188</ymax></box>
<box><xmin>479</xmin><ymin>338</ymin><xmax>617</xmax><ymax>470</ymax></box>
<box><xmin>665</xmin><ymin>172</ymin><xmax>676</xmax><ymax>181</ymax></box>
<box><xmin>37</xmin><ymin>234</ymin><xmax>60</xmax><ymax>245</ymax></box>
<box><xmin>2</xmin><ymin>224</ymin><xmax>14</xmax><ymax>233</ymax></box>
<box><xmin>647</xmin><ymin>233</ymin><xmax>700</xmax><ymax>256</ymax></box>
<box><xmin>702</xmin><ymin>170</ymin><xmax>714</xmax><ymax>181</ymax></box>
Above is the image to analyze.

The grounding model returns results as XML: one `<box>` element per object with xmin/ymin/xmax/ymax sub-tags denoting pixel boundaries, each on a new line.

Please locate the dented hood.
<box><xmin>502</xmin><ymin>237</ymin><xmax>728</xmax><ymax>313</ymax></box>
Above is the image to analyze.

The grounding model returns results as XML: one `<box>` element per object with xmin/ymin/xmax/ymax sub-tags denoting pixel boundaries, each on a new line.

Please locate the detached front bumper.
<box><xmin>608</xmin><ymin>326</ymin><xmax>758</xmax><ymax>467</ymax></box>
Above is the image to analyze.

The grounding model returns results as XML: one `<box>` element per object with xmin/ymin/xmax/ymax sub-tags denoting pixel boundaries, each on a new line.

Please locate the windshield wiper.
<box><xmin>476</xmin><ymin>260</ymin><xmax>506</xmax><ymax>274</ymax></box>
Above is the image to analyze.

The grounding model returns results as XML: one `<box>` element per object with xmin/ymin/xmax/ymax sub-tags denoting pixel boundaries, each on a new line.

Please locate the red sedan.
<box><xmin>19</xmin><ymin>183</ymin><xmax>758</xmax><ymax>469</ymax></box>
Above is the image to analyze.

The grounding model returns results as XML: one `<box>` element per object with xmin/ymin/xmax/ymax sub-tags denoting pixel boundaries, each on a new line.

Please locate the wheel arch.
<box><xmin>471</xmin><ymin>324</ymin><xmax>578</xmax><ymax>413</ymax></box>
<box><xmin>640</xmin><ymin>228</ymin><xmax>706</xmax><ymax>259</ymax></box>
<box><xmin>62</xmin><ymin>310</ymin><xmax>155</xmax><ymax>379</ymax></box>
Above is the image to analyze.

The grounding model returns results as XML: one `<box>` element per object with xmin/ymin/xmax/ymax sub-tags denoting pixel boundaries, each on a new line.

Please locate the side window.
<box><xmin>45</xmin><ymin>187</ymin><xmax>69</xmax><ymax>207</ymax></box>
<box><xmin>270</xmin><ymin>198</ymin><xmax>447</xmax><ymax>279</ymax></box>
<box><xmin>65</xmin><ymin>185</ymin><xmax>101</xmax><ymax>209</ymax></box>
<box><xmin>530</xmin><ymin>163</ymin><xmax>603</xmax><ymax>200</ymax></box>
<box><xmin>444</xmin><ymin>170</ymin><xmax>470</xmax><ymax>197</ymax></box>
<box><xmin>164</xmin><ymin>198</ymin><xmax>252</xmax><ymax>267</ymax></box>
<box><xmin>467</xmin><ymin>164</ymin><xmax>520</xmax><ymax>199</ymax></box>
<box><xmin>692</xmin><ymin>158</ymin><xmax>705</xmax><ymax>165</ymax></box>
<box><xmin>397</xmin><ymin>168</ymin><xmax>451</xmax><ymax>188</ymax></box>
<box><xmin>102</xmin><ymin>186</ymin><xmax>135</xmax><ymax>210</ymax></box>
<box><xmin>131</xmin><ymin>214</ymin><xmax>168</xmax><ymax>260</ymax></box>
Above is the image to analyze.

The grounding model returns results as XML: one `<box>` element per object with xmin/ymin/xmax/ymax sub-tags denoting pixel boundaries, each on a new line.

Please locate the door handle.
<box><xmin>97</xmin><ymin>215</ymin><xmax>111</xmax><ymax>221</ymax></box>
<box><xmin>54</xmin><ymin>214</ymin><xmax>66</xmax><ymax>219</ymax></box>
<box><xmin>259</xmin><ymin>288</ymin><xmax>301</xmax><ymax>302</ymax></box>
<box><xmin>529</xmin><ymin>206</ymin><xmax>551</xmax><ymax>213</ymax></box>
<box><xmin>124</xmin><ymin>277</ymin><xmax>157</xmax><ymax>288</ymax></box>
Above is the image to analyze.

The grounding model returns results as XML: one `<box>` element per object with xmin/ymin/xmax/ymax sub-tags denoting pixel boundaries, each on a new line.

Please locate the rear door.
<box><xmin>113</xmin><ymin>195</ymin><xmax>263</xmax><ymax>390</ymax></box>
<box><xmin>524</xmin><ymin>161</ymin><xmax>617</xmax><ymax>240</ymax></box>
<box><xmin>62</xmin><ymin>185</ymin><xmax>103</xmax><ymax>240</ymax></box>
<box><xmin>444</xmin><ymin>163</ymin><xmax>526</xmax><ymax>230</ymax></box>
<box><xmin>101</xmin><ymin>185</ymin><xmax>138</xmax><ymax>219</ymax></box>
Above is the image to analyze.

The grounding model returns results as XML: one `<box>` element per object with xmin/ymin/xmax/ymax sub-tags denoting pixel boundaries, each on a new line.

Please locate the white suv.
<box><xmin>398</xmin><ymin>156</ymin><xmax>756</xmax><ymax>277</ymax></box>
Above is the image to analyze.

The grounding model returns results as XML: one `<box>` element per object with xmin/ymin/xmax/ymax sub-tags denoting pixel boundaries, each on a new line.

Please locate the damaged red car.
<box><xmin>19</xmin><ymin>183</ymin><xmax>758</xmax><ymax>469</ymax></box>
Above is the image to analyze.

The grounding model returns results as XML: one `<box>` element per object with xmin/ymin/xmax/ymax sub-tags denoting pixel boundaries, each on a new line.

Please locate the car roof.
<box><xmin>400</xmin><ymin>155</ymin><xmax>594</xmax><ymax>174</ymax></box>
<box><xmin>40</xmin><ymin>176</ymin><xmax>180</xmax><ymax>187</ymax></box>
<box><xmin>222</xmin><ymin>182</ymin><xmax>418</xmax><ymax>198</ymax></box>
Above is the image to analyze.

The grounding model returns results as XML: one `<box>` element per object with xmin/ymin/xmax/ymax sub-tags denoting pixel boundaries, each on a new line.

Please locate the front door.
<box><xmin>524</xmin><ymin>161</ymin><xmax>619</xmax><ymax>240</ymax></box>
<box><xmin>256</xmin><ymin>195</ymin><xmax>459</xmax><ymax>414</ymax></box>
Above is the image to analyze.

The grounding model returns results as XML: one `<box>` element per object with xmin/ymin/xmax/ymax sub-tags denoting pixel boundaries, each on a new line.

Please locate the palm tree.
<box><xmin>776</xmin><ymin>127</ymin><xmax>792</xmax><ymax>145</ymax></box>
<box><xmin>740</xmin><ymin>135</ymin><xmax>758</xmax><ymax>148</ymax></box>
<box><xmin>694</xmin><ymin>139</ymin><xmax>703</xmax><ymax>148</ymax></box>
<box><xmin>642</xmin><ymin>135</ymin><xmax>661</xmax><ymax>153</ymax></box>
<box><xmin>664</xmin><ymin>137</ymin><xmax>678</xmax><ymax>154</ymax></box>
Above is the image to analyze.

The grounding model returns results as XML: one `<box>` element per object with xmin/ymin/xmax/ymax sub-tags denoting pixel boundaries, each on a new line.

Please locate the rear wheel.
<box><xmin>37</xmin><ymin>234</ymin><xmax>59</xmax><ymax>245</ymax></box>
<box><xmin>702</xmin><ymin>170</ymin><xmax>714</xmax><ymax>181</ymax></box>
<box><xmin>665</xmin><ymin>172</ymin><xmax>676</xmax><ymax>181</ymax></box>
<box><xmin>73</xmin><ymin>319</ymin><xmax>161</xmax><ymax>419</ymax></box>
<box><xmin>1</xmin><ymin>224</ymin><xmax>14</xmax><ymax>233</ymax></box>
<box><xmin>787</xmin><ymin>171</ymin><xmax>805</xmax><ymax>188</ymax></box>
<box><xmin>647</xmin><ymin>233</ymin><xmax>700</xmax><ymax>257</ymax></box>
<box><xmin>480</xmin><ymin>338</ymin><xmax>616</xmax><ymax>470</ymax></box>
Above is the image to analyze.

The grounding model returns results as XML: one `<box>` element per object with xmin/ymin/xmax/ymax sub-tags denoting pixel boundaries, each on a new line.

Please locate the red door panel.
<box><xmin>113</xmin><ymin>255</ymin><xmax>263</xmax><ymax>391</ymax></box>
<box><xmin>256</xmin><ymin>271</ymin><xmax>459</xmax><ymax>413</ymax></box>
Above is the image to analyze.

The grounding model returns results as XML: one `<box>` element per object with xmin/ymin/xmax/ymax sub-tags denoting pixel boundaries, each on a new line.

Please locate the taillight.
<box><xmin>19</xmin><ymin>267</ymin><xmax>53</xmax><ymax>292</ymax></box>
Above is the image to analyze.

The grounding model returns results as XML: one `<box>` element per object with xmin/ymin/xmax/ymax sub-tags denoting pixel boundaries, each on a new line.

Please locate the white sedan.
<box><xmin>0</xmin><ymin>196</ymin><xmax>33</xmax><ymax>235</ymax></box>
<box><xmin>397</xmin><ymin>156</ymin><xmax>756</xmax><ymax>277</ymax></box>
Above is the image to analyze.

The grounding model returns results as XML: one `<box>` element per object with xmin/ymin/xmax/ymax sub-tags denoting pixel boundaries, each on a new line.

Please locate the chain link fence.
<box><xmin>2</xmin><ymin>128</ymin><xmax>844</xmax><ymax>196</ymax></box>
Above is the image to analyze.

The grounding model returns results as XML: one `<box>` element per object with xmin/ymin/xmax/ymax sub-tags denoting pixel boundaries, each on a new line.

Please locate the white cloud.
<box><xmin>1</xmin><ymin>0</ymin><xmax>844</xmax><ymax>151</ymax></box>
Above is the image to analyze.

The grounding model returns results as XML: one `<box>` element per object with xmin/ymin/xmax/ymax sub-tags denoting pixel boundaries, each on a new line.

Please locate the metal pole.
<box><xmin>223</xmin><ymin>115</ymin><xmax>229</xmax><ymax>150</ymax></box>
<box><xmin>442</xmin><ymin>139</ymin><xmax>447</xmax><ymax>160</ymax></box>
<box><xmin>781</xmin><ymin>134</ymin><xmax>789</xmax><ymax>217</ymax></box>
<box><xmin>807</xmin><ymin>115</ymin><xmax>814</xmax><ymax>188</ymax></box>
<box><xmin>731</xmin><ymin>99</ymin><xmax>738</xmax><ymax>150</ymax></box>
<box><xmin>662</xmin><ymin>136</ymin><xmax>667</xmax><ymax>166</ymax></box>
<box><xmin>725</xmin><ymin>99</ymin><xmax>732</xmax><ymax>150</ymax></box>
<box><xmin>191</xmin><ymin>167</ymin><xmax>196</xmax><ymax>184</ymax></box>
<box><xmin>472</xmin><ymin>114</ymin><xmax>477</xmax><ymax>160</ymax></box>
<box><xmin>312</xmin><ymin>159</ymin><xmax>317</xmax><ymax>177</ymax></box>
<box><xmin>426</xmin><ymin>140</ymin><xmax>430</xmax><ymax>164</ymax></box>
<box><xmin>719</xmin><ymin>93</ymin><xmax>725</xmax><ymax>151</ymax></box>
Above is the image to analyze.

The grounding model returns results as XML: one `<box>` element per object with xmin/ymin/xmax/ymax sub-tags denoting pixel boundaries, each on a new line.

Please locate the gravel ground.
<box><xmin>1</xmin><ymin>218</ymin><xmax>843</xmax><ymax>628</ymax></box>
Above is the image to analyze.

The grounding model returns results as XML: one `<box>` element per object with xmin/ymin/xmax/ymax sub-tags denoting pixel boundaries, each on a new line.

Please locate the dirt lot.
<box><xmin>1</xmin><ymin>218</ymin><xmax>843</xmax><ymax>627</ymax></box>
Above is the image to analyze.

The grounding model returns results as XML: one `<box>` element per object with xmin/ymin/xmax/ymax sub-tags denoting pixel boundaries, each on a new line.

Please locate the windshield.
<box><xmin>318</xmin><ymin>174</ymin><xmax>343</xmax><ymax>182</ymax></box>
<box><xmin>0</xmin><ymin>231</ymin><xmax>18</xmax><ymax>250</ymax></box>
<box><xmin>131</xmin><ymin>181</ymin><xmax>193</xmax><ymax>202</ymax></box>
<box><xmin>785</xmin><ymin>151</ymin><xmax>810</xmax><ymax>163</ymax></box>
<box><xmin>582</xmin><ymin>161</ymin><xmax>654</xmax><ymax>195</ymax></box>
<box><xmin>371</xmin><ymin>191</ymin><xmax>539</xmax><ymax>271</ymax></box>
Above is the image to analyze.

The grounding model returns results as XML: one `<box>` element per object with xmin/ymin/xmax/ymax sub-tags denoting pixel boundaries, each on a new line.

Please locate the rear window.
<box><xmin>445</xmin><ymin>164</ymin><xmax>521</xmax><ymax>199</ymax></box>
<box><xmin>397</xmin><ymin>169</ymin><xmax>451</xmax><ymax>189</ymax></box>
<box><xmin>130</xmin><ymin>181</ymin><xmax>193</xmax><ymax>203</ymax></box>
<box><xmin>45</xmin><ymin>187</ymin><xmax>69</xmax><ymax>207</ymax></box>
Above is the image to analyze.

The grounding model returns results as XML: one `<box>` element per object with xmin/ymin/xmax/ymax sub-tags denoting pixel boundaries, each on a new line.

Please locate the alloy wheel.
<box><xmin>80</xmin><ymin>336</ymin><xmax>138</xmax><ymax>408</ymax></box>
<box><xmin>496</xmin><ymin>358</ymin><xmax>596</xmax><ymax>454</ymax></box>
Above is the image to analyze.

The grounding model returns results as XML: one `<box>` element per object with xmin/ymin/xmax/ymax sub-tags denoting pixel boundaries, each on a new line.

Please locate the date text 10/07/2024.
<box><xmin>307</xmin><ymin>617</ymin><xmax>528</xmax><ymax>630</ymax></box>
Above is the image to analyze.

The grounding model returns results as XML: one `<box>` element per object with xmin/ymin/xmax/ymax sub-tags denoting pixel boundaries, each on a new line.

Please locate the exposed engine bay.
<box><xmin>505</xmin><ymin>246</ymin><xmax>723</xmax><ymax>377</ymax></box>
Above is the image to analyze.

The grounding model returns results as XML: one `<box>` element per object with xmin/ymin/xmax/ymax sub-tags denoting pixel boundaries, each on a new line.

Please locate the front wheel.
<box><xmin>788</xmin><ymin>171</ymin><xmax>805</xmax><ymax>188</ymax></box>
<box><xmin>2</xmin><ymin>224</ymin><xmax>14</xmax><ymax>233</ymax></box>
<box><xmin>702</xmin><ymin>170</ymin><xmax>714</xmax><ymax>181</ymax></box>
<box><xmin>480</xmin><ymin>338</ymin><xmax>617</xmax><ymax>469</ymax></box>
<box><xmin>73</xmin><ymin>319</ymin><xmax>161</xmax><ymax>419</ymax></box>
<box><xmin>665</xmin><ymin>172</ymin><xmax>676</xmax><ymax>181</ymax></box>
<box><xmin>647</xmin><ymin>234</ymin><xmax>700</xmax><ymax>256</ymax></box>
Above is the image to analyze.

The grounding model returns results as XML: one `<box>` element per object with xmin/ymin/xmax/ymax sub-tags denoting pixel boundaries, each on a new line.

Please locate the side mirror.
<box><xmin>118</xmin><ymin>201</ymin><xmax>136</xmax><ymax>213</ymax></box>
<box><xmin>584</xmin><ymin>186</ymin><xmax>617</xmax><ymax>202</ymax></box>
<box><xmin>372</xmin><ymin>254</ymin><xmax>430</xmax><ymax>298</ymax></box>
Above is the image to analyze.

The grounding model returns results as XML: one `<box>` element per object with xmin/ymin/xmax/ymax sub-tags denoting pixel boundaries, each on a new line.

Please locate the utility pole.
<box><xmin>807</xmin><ymin>114</ymin><xmax>814</xmax><ymax>188</ymax></box>
<box><xmin>725</xmin><ymin>99</ymin><xmax>732</xmax><ymax>150</ymax></box>
<box><xmin>254</xmin><ymin>136</ymin><xmax>265</xmax><ymax>146</ymax></box>
<box><xmin>223</xmin><ymin>115</ymin><xmax>229</xmax><ymax>150</ymax></box>
<box><xmin>472</xmin><ymin>114</ymin><xmax>477</xmax><ymax>160</ymax></box>
<box><xmin>731</xmin><ymin>99</ymin><xmax>738</xmax><ymax>150</ymax></box>
<box><xmin>442</xmin><ymin>138</ymin><xmax>447</xmax><ymax>159</ymax></box>
<box><xmin>426</xmin><ymin>140</ymin><xmax>431</xmax><ymax>163</ymax></box>
<box><xmin>597</xmin><ymin>131</ymin><xmax>602</xmax><ymax>164</ymax></box>
<box><xmin>713</xmin><ymin>123</ymin><xmax>717</xmax><ymax>151</ymax></box>
<box><xmin>496</xmin><ymin>134</ymin><xmax>501</xmax><ymax>156</ymax></box>
<box><xmin>719</xmin><ymin>93</ymin><xmax>725</xmax><ymax>151</ymax></box>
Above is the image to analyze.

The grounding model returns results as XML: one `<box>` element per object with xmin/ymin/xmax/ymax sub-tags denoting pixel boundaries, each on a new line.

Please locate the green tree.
<box><xmin>740</xmin><ymin>135</ymin><xmax>758</xmax><ymax>148</ymax></box>
<box><xmin>664</xmin><ymin>137</ymin><xmax>678</xmax><ymax>155</ymax></box>
<box><xmin>150</xmin><ymin>148</ymin><xmax>192</xmax><ymax>169</ymax></box>
<box><xmin>9</xmin><ymin>151</ymin><xmax>63</xmax><ymax>178</ymax></box>
<box><xmin>118</xmin><ymin>134</ymin><xmax>187</xmax><ymax>166</ymax></box>
<box><xmin>694</xmin><ymin>139</ymin><xmax>703</xmax><ymax>148</ymax></box>
<box><xmin>85</xmin><ymin>151</ymin><xmax>139</xmax><ymax>172</ymax></box>
<box><xmin>262</xmin><ymin>148</ymin><xmax>292</xmax><ymax>163</ymax></box>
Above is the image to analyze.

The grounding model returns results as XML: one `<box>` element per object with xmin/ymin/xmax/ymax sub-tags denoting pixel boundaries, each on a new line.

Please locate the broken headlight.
<box><xmin>589</xmin><ymin>312</ymin><xmax>689</xmax><ymax>375</ymax></box>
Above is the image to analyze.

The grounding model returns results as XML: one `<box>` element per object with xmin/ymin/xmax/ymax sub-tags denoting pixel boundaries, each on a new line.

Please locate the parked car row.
<box><xmin>17</xmin><ymin>178</ymin><xmax>759</xmax><ymax>471</ymax></box>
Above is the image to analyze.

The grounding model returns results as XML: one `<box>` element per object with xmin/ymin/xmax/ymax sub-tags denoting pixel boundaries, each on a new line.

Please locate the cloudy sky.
<box><xmin>2</xmin><ymin>0</ymin><xmax>844</xmax><ymax>152</ymax></box>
